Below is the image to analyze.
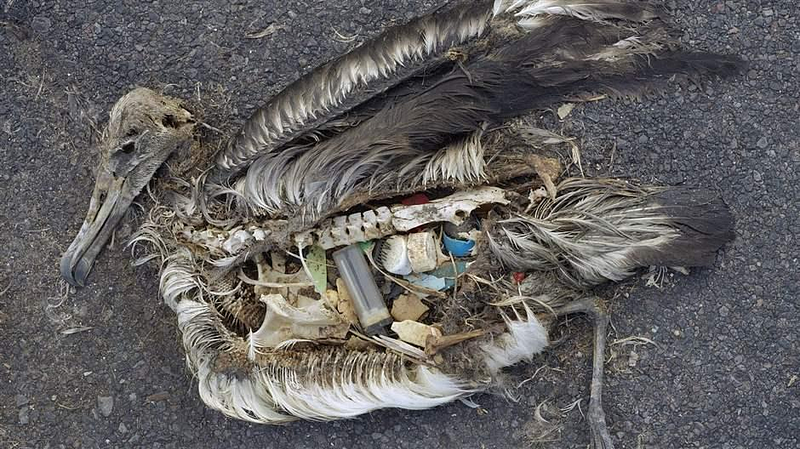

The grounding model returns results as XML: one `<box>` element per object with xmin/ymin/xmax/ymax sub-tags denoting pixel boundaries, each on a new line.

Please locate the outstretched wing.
<box><xmin>228</xmin><ymin>2</ymin><xmax>740</xmax><ymax>222</ymax></box>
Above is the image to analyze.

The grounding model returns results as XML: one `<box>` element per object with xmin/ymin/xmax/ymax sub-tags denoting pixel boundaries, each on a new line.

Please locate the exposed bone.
<box><xmin>247</xmin><ymin>294</ymin><xmax>349</xmax><ymax>351</ymax></box>
<box><xmin>185</xmin><ymin>187</ymin><xmax>511</xmax><ymax>256</ymax></box>
<box><xmin>390</xmin><ymin>187</ymin><xmax>509</xmax><ymax>232</ymax></box>
<box><xmin>295</xmin><ymin>187</ymin><xmax>509</xmax><ymax>250</ymax></box>
<box><xmin>250</xmin><ymin>253</ymin><xmax>310</xmax><ymax>298</ymax></box>
<box><xmin>425</xmin><ymin>329</ymin><xmax>488</xmax><ymax>356</ymax></box>
<box><xmin>223</xmin><ymin>229</ymin><xmax>253</xmax><ymax>254</ymax></box>
<box><xmin>297</xmin><ymin>206</ymin><xmax>393</xmax><ymax>249</ymax></box>
<box><xmin>372</xmin><ymin>335</ymin><xmax>429</xmax><ymax>361</ymax></box>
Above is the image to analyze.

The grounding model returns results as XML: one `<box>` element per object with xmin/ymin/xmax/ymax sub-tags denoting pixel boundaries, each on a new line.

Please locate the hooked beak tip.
<box><xmin>60</xmin><ymin>174</ymin><xmax>128</xmax><ymax>288</ymax></box>
<box><xmin>60</xmin><ymin>250</ymin><xmax>88</xmax><ymax>287</ymax></box>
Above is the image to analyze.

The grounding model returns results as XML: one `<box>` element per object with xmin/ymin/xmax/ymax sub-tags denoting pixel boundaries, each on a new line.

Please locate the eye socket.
<box><xmin>121</xmin><ymin>141</ymin><xmax>135</xmax><ymax>154</ymax></box>
<box><xmin>162</xmin><ymin>114</ymin><xmax>178</xmax><ymax>128</ymax></box>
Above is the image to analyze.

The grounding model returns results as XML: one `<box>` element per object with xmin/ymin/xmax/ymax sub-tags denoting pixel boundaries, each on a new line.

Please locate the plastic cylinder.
<box><xmin>332</xmin><ymin>244</ymin><xmax>392</xmax><ymax>335</ymax></box>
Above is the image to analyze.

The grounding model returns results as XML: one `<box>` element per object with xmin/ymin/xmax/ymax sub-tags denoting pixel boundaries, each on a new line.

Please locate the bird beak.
<box><xmin>60</xmin><ymin>166</ymin><xmax>134</xmax><ymax>286</ymax></box>
<box><xmin>59</xmin><ymin>87</ymin><xmax>196</xmax><ymax>287</ymax></box>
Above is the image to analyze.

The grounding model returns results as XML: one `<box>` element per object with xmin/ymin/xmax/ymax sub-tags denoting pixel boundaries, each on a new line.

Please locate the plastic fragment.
<box><xmin>406</xmin><ymin>232</ymin><xmax>438</xmax><ymax>273</ymax></box>
<box><xmin>442</xmin><ymin>233</ymin><xmax>475</xmax><ymax>257</ymax></box>
<box><xmin>391</xmin><ymin>320</ymin><xmax>442</xmax><ymax>348</ymax></box>
<box><xmin>427</xmin><ymin>261</ymin><xmax>468</xmax><ymax>288</ymax></box>
<box><xmin>304</xmin><ymin>245</ymin><xmax>328</xmax><ymax>295</ymax></box>
<box><xmin>400</xmin><ymin>193</ymin><xmax>430</xmax><ymax>206</ymax></box>
<box><xmin>334</xmin><ymin>279</ymin><xmax>359</xmax><ymax>326</ymax></box>
<box><xmin>377</xmin><ymin>236</ymin><xmax>413</xmax><ymax>276</ymax></box>
<box><xmin>390</xmin><ymin>294</ymin><xmax>429</xmax><ymax>322</ymax></box>
<box><xmin>404</xmin><ymin>273</ymin><xmax>448</xmax><ymax>291</ymax></box>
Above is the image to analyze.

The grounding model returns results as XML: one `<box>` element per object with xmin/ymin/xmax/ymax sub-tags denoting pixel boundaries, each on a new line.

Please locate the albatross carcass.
<box><xmin>59</xmin><ymin>1</ymin><xmax>742</xmax><ymax>447</ymax></box>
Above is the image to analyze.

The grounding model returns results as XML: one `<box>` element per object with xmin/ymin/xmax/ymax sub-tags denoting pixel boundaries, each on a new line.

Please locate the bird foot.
<box><xmin>588</xmin><ymin>400</ymin><xmax>615</xmax><ymax>449</ymax></box>
<box><xmin>554</xmin><ymin>298</ymin><xmax>615</xmax><ymax>449</ymax></box>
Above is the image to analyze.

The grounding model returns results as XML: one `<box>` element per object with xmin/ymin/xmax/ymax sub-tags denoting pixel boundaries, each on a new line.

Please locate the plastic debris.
<box><xmin>334</xmin><ymin>280</ymin><xmax>359</xmax><ymax>326</ymax></box>
<box><xmin>405</xmin><ymin>273</ymin><xmax>448</xmax><ymax>291</ymax></box>
<box><xmin>429</xmin><ymin>261</ymin><xmax>468</xmax><ymax>288</ymax></box>
<box><xmin>406</xmin><ymin>231</ymin><xmax>438</xmax><ymax>273</ymax></box>
<box><xmin>391</xmin><ymin>320</ymin><xmax>442</xmax><ymax>348</ymax></box>
<box><xmin>377</xmin><ymin>235</ymin><xmax>412</xmax><ymax>275</ymax></box>
<box><xmin>333</xmin><ymin>245</ymin><xmax>392</xmax><ymax>334</ymax></box>
<box><xmin>442</xmin><ymin>233</ymin><xmax>475</xmax><ymax>257</ymax></box>
<box><xmin>304</xmin><ymin>245</ymin><xmax>328</xmax><ymax>295</ymax></box>
<box><xmin>400</xmin><ymin>193</ymin><xmax>430</xmax><ymax>206</ymax></box>
<box><xmin>390</xmin><ymin>294</ymin><xmax>429</xmax><ymax>322</ymax></box>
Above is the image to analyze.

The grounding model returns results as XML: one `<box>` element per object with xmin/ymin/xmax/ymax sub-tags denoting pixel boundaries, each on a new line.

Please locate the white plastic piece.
<box><xmin>379</xmin><ymin>235</ymin><xmax>413</xmax><ymax>275</ymax></box>
<box><xmin>406</xmin><ymin>232</ymin><xmax>438</xmax><ymax>273</ymax></box>
<box><xmin>391</xmin><ymin>320</ymin><xmax>442</xmax><ymax>348</ymax></box>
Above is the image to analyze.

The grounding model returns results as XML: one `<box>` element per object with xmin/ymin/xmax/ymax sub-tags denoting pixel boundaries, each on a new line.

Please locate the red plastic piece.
<box><xmin>400</xmin><ymin>193</ymin><xmax>430</xmax><ymax>206</ymax></box>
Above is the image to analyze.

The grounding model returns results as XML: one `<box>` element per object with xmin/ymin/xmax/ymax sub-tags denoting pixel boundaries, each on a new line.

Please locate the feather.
<box><xmin>214</xmin><ymin>1</ymin><xmax>495</xmax><ymax>179</ymax></box>
<box><xmin>178</xmin><ymin>298</ymin><xmax>475</xmax><ymax>423</ymax></box>
<box><xmin>480</xmin><ymin>303</ymin><xmax>550</xmax><ymax>374</ymax></box>
<box><xmin>494</xmin><ymin>0</ymin><xmax>660</xmax><ymax>23</ymax></box>
<box><xmin>236</xmin><ymin>16</ymin><xmax>741</xmax><ymax>222</ymax></box>
<box><xmin>488</xmin><ymin>178</ymin><xmax>735</xmax><ymax>288</ymax></box>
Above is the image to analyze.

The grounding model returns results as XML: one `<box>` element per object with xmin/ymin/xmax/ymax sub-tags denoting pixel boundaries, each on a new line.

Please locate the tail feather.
<box><xmin>632</xmin><ymin>187</ymin><xmax>736</xmax><ymax>268</ymax></box>
<box><xmin>487</xmin><ymin>179</ymin><xmax>735</xmax><ymax>288</ymax></box>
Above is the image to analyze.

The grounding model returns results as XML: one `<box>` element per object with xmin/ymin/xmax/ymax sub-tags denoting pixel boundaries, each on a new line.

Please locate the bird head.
<box><xmin>61</xmin><ymin>87</ymin><xmax>196</xmax><ymax>286</ymax></box>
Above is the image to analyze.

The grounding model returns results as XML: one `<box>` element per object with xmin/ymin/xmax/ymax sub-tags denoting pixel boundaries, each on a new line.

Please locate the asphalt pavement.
<box><xmin>1</xmin><ymin>1</ymin><xmax>798</xmax><ymax>448</ymax></box>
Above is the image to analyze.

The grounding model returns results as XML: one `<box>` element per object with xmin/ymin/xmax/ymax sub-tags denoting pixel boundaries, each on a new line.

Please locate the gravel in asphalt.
<box><xmin>1</xmin><ymin>1</ymin><xmax>797</xmax><ymax>448</ymax></box>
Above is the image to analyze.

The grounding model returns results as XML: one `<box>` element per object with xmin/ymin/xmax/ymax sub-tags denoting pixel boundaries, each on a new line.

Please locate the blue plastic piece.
<box><xmin>442</xmin><ymin>233</ymin><xmax>475</xmax><ymax>257</ymax></box>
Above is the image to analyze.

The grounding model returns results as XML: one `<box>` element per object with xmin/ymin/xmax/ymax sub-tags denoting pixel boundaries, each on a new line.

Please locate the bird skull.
<box><xmin>60</xmin><ymin>88</ymin><xmax>196</xmax><ymax>286</ymax></box>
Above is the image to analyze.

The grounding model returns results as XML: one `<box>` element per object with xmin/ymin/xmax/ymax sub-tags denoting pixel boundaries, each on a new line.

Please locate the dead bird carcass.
<box><xmin>60</xmin><ymin>1</ymin><xmax>741</xmax><ymax>447</ymax></box>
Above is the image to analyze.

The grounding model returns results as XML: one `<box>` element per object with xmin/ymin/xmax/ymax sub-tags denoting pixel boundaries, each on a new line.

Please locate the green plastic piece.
<box><xmin>306</xmin><ymin>245</ymin><xmax>328</xmax><ymax>295</ymax></box>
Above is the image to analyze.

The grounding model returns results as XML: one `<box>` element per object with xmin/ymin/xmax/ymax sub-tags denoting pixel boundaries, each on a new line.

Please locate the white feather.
<box><xmin>480</xmin><ymin>305</ymin><xmax>549</xmax><ymax>374</ymax></box>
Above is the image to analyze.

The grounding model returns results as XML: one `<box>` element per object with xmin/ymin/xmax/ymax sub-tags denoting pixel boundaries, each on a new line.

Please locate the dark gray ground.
<box><xmin>1</xmin><ymin>1</ymin><xmax>798</xmax><ymax>448</ymax></box>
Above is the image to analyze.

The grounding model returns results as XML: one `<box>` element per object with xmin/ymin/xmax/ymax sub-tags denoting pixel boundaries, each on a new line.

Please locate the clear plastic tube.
<box><xmin>332</xmin><ymin>244</ymin><xmax>392</xmax><ymax>335</ymax></box>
